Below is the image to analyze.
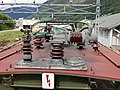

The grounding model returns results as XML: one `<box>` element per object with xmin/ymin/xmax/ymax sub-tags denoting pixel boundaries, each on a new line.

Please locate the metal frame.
<box><xmin>95</xmin><ymin>0</ymin><xmax>100</xmax><ymax>35</ymax></box>
<box><xmin>0</xmin><ymin>3</ymin><xmax>96</xmax><ymax>15</ymax></box>
<box><xmin>0</xmin><ymin>0</ymin><xmax>100</xmax><ymax>35</ymax></box>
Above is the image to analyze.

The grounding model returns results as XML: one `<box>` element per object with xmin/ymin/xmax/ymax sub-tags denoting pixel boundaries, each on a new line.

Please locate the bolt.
<box><xmin>93</xmin><ymin>72</ymin><xmax>95</xmax><ymax>74</ymax></box>
<box><xmin>91</xmin><ymin>67</ymin><xmax>93</xmax><ymax>71</ymax></box>
<box><xmin>49</xmin><ymin>65</ymin><xmax>51</xmax><ymax>69</ymax></box>
<box><xmin>83</xmin><ymin>53</ymin><xmax>85</xmax><ymax>56</ymax></box>
<box><xmin>9</xmin><ymin>64</ymin><xmax>12</xmax><ymax>68</ymax></box>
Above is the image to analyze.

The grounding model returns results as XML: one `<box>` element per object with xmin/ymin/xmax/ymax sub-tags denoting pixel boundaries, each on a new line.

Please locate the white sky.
<box><xmin>0</xmin><ymin>0</ymin><xmax>48</xmax><ymax>10</ymax></box>
<box><xmin>0</xmin><ymin>0</ymin><xmax>47</xmax><ymax>3</ymax></box>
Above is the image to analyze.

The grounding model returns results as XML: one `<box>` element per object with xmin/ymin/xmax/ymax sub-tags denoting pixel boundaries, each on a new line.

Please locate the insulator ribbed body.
<box><xmin>22</xmin><ymin>33</ymin><xmax>32</xmax><ymax>61</ymax></box>
<box><xmin>70</xmin><ymin>32</ymin><xmax>82</xmax><ymax>43</ymax></box>
<box><xmin>34</xmin><ymin>38</ymin><xmax>43</xmax><ymax>48</ymax></box>
<box><xmin>50</xmin><ymin>43</ymin><xmax>64</xmax><ymax>59</ymax></box>
<box><xmin>22</xmin><ymin>38</ymin><xmax>32</xmax><ymax>54</ymax></box>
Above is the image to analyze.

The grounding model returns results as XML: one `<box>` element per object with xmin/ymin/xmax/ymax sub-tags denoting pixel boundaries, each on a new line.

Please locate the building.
<box><xmin>18</xmin><ymin>18</ymin><xmax>39</xmax><ymax>30</ymax></box>
<box><xmin>97</xmin><ymin>13</ymin><xmax>120</xmax><ymax>48</ymax></box>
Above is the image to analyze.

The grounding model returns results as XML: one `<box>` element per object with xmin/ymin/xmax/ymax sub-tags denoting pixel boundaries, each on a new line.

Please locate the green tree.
<box><xmin>0</xmin><ymin>13</ymin><xmax>16</xmax><ymax>30</ymax></box>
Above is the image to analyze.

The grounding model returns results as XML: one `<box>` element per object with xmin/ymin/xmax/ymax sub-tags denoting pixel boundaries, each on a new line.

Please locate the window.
<box><xmin>104</xmin><ymin>29</ymin><xmax>109</xmax><ymax>38</ymax></box>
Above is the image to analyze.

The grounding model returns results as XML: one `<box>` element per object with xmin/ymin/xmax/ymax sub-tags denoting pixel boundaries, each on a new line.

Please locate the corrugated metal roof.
<box><xmin>99</xmin><ymin>13</ymin><xmax>120</xmax><ymax>29</ymax></box>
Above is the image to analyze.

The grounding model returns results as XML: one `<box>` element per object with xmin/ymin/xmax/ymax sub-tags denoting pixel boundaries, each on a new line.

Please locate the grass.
<box><xmin>0</xmin><ymin>85</ymin><xmax>13</xmax><ymax>90</ymax></box>
<box><xmin>0</xmin><ymin>31</ymin><xmax>23</xmax><ymax>46</ymax></box>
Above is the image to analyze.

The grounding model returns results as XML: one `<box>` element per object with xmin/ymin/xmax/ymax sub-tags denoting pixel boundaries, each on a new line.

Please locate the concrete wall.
<box><xmin>98</xmin><ymin>28</ymin><xmax>120</xmax><ymax>47</ymax></box>
<box><xmin>18</xmin><ymin>18</ymin><xmax>39</xmax><ymax>29</ymax></box>
<box><xmin>98</xmin><ymin>28</ymin><xmax>111</xmax><ymax>47</ymax></box>
<box><xmin>112</xmin><ymin>31</ymin><xmax>120</xmax><ymax>45</ymax></box>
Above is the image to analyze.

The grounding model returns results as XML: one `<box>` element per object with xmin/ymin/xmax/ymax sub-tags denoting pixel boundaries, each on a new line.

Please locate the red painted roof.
<box><xmin>0</xmin><ymin>43</ymin><xmax>120</xmax><ymax>81</ymax></box>
<box><xmin>99</xmin><ymin>43</ymin><xmax>120</xmax><ymax>67</ymax></box>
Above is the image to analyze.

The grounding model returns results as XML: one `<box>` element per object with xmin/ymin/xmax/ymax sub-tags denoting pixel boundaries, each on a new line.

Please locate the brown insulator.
<box><xmin>50</xmin><ymin>43</ymin><xmax>64</xmax><ymax>59</ymax></box>
<box><xmin>22</xmin><ymin>31</ymin><xmax>32</xmax><ymax>62</ymax></box>
<box><xmin>34</xmin><ymin>38</ymin><xmax>44</xmax><ymax>48</ymax></box>
<box><xmin>51</xmin><ymin>47</ymin><xmax>64</xmax><ymax>51</ymax></box>
<box><xmin>70</xmin><ymin>32</ymin><xmax>82</xmax><ymax>43</ymax></box>
<box><xmin>22</xmin><ymin>44</ymin><xmax>31</xmax><ymax>52</ymax></box>
<box><xmin>22</xmin><ymin>39</ymin><xmax>32</xmax><ymax>53</ymax></box>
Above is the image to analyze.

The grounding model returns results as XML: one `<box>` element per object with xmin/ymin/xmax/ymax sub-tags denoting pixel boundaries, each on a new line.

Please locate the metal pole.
<box><xmin>51</xmin><ymin>13</ymin><xmax>54</xmax><ymax>19</ymax></box>
<box><xmin>64</xmin><ymin>5</ymin><xmax>66</xmax><ymax>13</ymax></box>
<box><xmin>95</xmin><ymin>0</ymin><xmax>100</xmax><ymax>36</ymax></box>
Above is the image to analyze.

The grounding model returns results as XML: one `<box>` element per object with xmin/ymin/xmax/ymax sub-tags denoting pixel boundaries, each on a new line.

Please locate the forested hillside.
<box><xmin>29</xmin><ymin>0</ymin><xmax>120</xmax><ymax>20</ymax></box>
<box><xmin>0</xmin><ymin>13</ymin><xmax>15</xmax><ymax>30</ymax></box>
<box><xmin>4</xmin><ymin>6</ymin><xmax>36</xmax><ymax>19</ymax></box>
<box><xmin>45</xmin><ymin>0</ymin><xmax>120</xmax><ymax>14</ymax></box>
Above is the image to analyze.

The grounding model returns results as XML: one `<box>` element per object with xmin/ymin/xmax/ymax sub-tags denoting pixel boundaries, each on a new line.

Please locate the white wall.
<box><xmin>18</xmin><ymin>18</ymin><xmax>39</xmax><ymax>29</ymax></box>
<box><xmin>98</xmin><ymin>36</ymin><xmax>110</xmax><ymax>47</ymax></box>
<box><xmin>98</xmin><ymin>28</ymin><xmax>120</xmax><ymax>47</ymax></box>
<box><xmin>98</xmin><ymin>29</ymin><xmax>110</xmax><ymax>47</ymax></box>
<box><xmin>112</xmin><ymin>31</ymin><xmax>120</xmax><ymax>45</ymax></box>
